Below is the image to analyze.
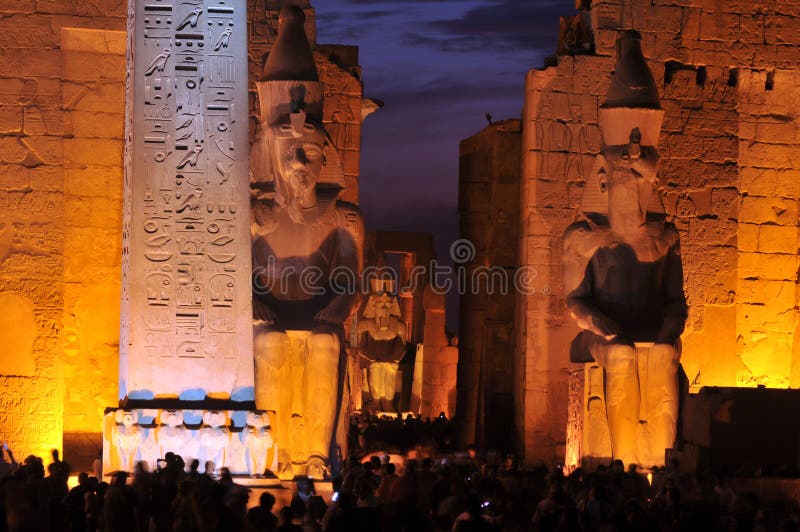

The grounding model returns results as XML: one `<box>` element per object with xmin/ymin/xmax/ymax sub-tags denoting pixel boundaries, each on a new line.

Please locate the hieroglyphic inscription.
<box><xmin>121</xmin><ymin>0</ymin><xmax>252</xmax><ymax>399</ymax></box>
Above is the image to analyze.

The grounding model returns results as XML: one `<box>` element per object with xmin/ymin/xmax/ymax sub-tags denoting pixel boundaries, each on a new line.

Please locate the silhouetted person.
<box><xmin>246</xmin><ymin>492</ymin><xmax>278</xmax><ymax>532</ymax></box>
<box><xmin>289</xmin><ymin>476</ymin><xmax>315</xmax><ymax>520</ymax></box>
<box><xmin>132</xmin><ymin>461</ymin><xmax>152</xmax><ymax>532</ymax></box>
<box><xmin>187</xmin><ymin>459</ymin><xmax>201</xmax><ymax>479</ymax></box>
<box><xmin>276</xmin><ymin>506</ymin><xmax>302</xmax><ymax>532</ymax></box>
<box><xmin>84</xmin><ymin>477</ymin><xmax>104</xmax><ymax>532</ymax></box>
<box><xmin>63</xmin><ymin>472</ymin><xmax>89</xmax><ymax>532</ymax></box>
<box><xmin>103</xmin><ymin>472</ymin><xmax>135</xmax><ymax>532</ymax></box>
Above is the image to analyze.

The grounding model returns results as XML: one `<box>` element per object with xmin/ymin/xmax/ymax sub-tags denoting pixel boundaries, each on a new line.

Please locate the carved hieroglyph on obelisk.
<box><xmin>121</xmin><ymin>0</ymin><xmax>252</xmax><ymax>400</ymax></box>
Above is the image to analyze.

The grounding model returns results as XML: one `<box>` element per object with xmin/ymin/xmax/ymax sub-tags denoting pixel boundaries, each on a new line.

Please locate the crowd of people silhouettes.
<box><xmin>1</xmin><ymin>435</ymin><xmax>800</xmax><ymax>531</ymax></box>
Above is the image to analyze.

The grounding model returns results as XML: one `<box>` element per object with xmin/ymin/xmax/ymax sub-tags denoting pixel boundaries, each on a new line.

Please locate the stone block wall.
<box><xmin>60</xmin><ymin>28</ymin><xmax>126</xmax><ymax>466</ymax></box>
<box><xmin>0</xmin><ymin>0</ymin><xmax>126</xmax><ymax>463</ymax></box>
<box><xmin>457</xmin><ymin>119</ymin><xmax>521</xmax><ymax>450</ymax></box>
<box><xmin>518</xmin><ymin>0</ymin><xmax>800</xmax><ymax>463</ymax></box>
<box><xmin>0</xmin><ymin>0</ymin><xmax>366</xmax><ymax>467</ymax></box>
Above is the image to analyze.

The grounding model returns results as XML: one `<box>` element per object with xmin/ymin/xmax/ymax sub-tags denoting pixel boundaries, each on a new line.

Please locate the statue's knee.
<box><xmin>308</xmin><ymin>334</ymin><xmax>340</xmax><ymax>391</ymax></box>
<box><xmin>254</xmin><ymin>331</ymin><xmax>287</xmax><ymax>363</ymax></box>
<box><xmin>649</xmin><ymin>343</ymin><xmax>679</xmax><ymax>370</ymax></box>
<box><xmin>309</xmin><ymin>332</ymin><xmax>339</xmax><ymax>353</ymax></box>
<box><xmin>605</xmin><ymin>345</ymin><xmax>637</xmax><ymax>374</ymax></box>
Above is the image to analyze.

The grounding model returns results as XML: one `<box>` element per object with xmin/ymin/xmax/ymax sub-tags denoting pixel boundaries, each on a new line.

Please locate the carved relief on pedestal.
<box><xmin>155</xmin><ymin>409</ymin><xmax>191</xmax><ymax>457</ymax></box>
<box><xmin>198</xmin><ymin>410</ymin><xmax>231</xmax><ymax>469</ymax></box>
<box><xmin>561</xmin><ymin>31</ymin><xmax>687</xmax><ymax>469</ymax></box>
<box><xmin>244</xmin><ymin>411</ymin><xmax>274</xmax><ymax>477</ymax></box>
<box><xmin>103</xmin><ymin>409</ymin><xmax>279</xmax><ymax>476</ymax></box>
<box><xmin>113</xmin><ymin>410</ymin><xmax>144</xmax><ymax>472</ymax></box>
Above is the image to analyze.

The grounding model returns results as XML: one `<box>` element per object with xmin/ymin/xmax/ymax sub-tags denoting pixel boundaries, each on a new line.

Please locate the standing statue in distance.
<box><xmin>251</xmin><ymin>6</ymin><xmax>363</xmax><ymax>479</ymax></box>
<box><xmin>357</xmin><ymin>281</ymin><xmax>407</xmax><ymax>412</ymax></box>
<box><xmin>562</xmin><ymin>30</ymin><xmax>687</xmax><ymax>468</ymax></box>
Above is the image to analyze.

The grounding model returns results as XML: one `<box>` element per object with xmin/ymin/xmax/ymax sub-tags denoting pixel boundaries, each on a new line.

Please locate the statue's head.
<box><xmin>583</xmin><ymin>30</ymin><xmax>665</xmax><ymax>232</ymax></box>
<box><xmin>202</xmin><ymin>410</ymin><xmax>227</xmax><ymax>428</ymax></box>
<box><xmin>588</xmin><ymin>131</ymin><xmax>660</xmax><ymax>232</ymax></box>
<box><xmin>160</xmin><ymin>409</ymin><xmax>184</xmax><ymax>427</ymax></box>
<box><xmin>364</xmin><ymin>292</ymin><xmax>401</xmax><ymax>331</ymax></box>
<box><xmin>246</xmin><ymin>411</ymin><xmax>270</xmax><ymax>429</ymax></box>
<box><xmin>252</xmin><ymin>6</ymin><xmax>345</xmax><ymax>222</ymax></box>
<box><xmin>117</xmin><ymin>409</ymin><xmax>138</xmax><ymax>426</ymax></box>
<box><xmin>268</xmin><ymin>109</ymin><xmax>330</xmax><ymax>213</ymax></box>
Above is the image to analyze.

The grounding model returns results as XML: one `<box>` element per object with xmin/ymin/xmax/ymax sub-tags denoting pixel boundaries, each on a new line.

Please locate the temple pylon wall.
<box><xmin>518</xmin><ymin>0</ymin><xmax>800</xmax><ymax>463</ymax></box>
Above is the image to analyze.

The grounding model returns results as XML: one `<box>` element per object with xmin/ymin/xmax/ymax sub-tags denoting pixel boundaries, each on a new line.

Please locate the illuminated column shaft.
<box><xmin>121</xmin><ymin>0</ymin><xmax>252</xmax><ymax>400</ymax></box>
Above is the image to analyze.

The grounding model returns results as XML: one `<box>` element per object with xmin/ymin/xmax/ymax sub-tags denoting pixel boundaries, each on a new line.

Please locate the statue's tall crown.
<box><xmin>251</xmin><ymin>5</ymin><xmax>344</xmax><ymax>189</ymax></box>
<box><xmin>256</xmin><ymin>5</ymin><xmax>324</xmax><ymax>127</ymax></box>
<box><xmin>370</xmin><ymin>278</ymin><xmax>396</xmax><ymax>295</ymax></box>
<box><xmin>261</xmin><ymin>6</ymin><xmax>318</xmax><ymax>82</ymax></box>
<box><xmin>599</xmin><ymin>30</ymin><xmax>664</xmax><ymax>146</ymax></box>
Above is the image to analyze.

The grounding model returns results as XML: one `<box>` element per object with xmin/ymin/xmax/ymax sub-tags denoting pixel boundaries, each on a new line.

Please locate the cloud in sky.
<box><xmin>412</xmin><ymin>0</ymin><xmax>568</xmax><ymax>54</ymax></box>
<box><xmin>339</xmin><ymin>0</ymin><xmax>466</xmax><ymax>3</ymax></box>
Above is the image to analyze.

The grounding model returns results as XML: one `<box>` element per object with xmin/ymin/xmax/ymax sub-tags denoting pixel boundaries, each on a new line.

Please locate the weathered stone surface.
<box><xmin>0</xmin><ymin>293</ymin><xmax>37</xmax><ymax>376</ymax></box>
<box><xmin>419</xmin><ymin>288</ymin><xmax>458</xmax><ymax>420</ymax></box>
<box><xmin>457</xmin><ymin>119</ymin><xmax>520</xmax><ymax>449</ymax></box>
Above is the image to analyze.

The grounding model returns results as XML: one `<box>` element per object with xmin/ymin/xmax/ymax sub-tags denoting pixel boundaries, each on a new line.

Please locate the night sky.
<box><xmin>314</xmin><ymin>0</ymin><xmax>572</xmax><ymax>328</ymax></box>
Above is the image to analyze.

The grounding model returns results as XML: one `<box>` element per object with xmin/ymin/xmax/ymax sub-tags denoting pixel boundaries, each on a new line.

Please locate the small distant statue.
<box><xmin>562</xmin><ymin>31</ymin><xmax>687</xmax><ymax>468</ymax></box>
<box><xmin>113</xmin><ymin>410</ymin><xmax>143</xmax><ymax>472</ymax></box>
<box><xmin>198</xmin><ymin>411</ymin><xmax>230</xmax><ymax>470</ymax></box>
<box><xmin>251</xmin><ymin>6</ymin><xmax>363</xmax><ymax>480</ymax></box>
<box><xmin>155</xmin><ymin>410</ymin><xmax>191</xmax><ymax>457</ymax></box>
<box><xmin>357</xmin><ymin>282</ymin><xmax>407</xmax><ymax>412</ymax></box>
<box><xmin>244</xmin><ymin>411</ymin><xmax>274</xmax><ymax>477</ymax></box>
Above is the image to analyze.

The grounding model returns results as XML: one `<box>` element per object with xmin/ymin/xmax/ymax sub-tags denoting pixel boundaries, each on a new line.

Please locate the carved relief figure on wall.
<box><xmin>251</xmin><ymin>6</ymin><xmax>364</xmax><ymax>480</ymax></box>
<box><xmin>357</xmin><ymin>280</ymin><xmax>407</xmax><ymax>412</ymax></box>
<box><xmin>562</xmin><ymin>30</ymin><xmax>687</xmax><ymax>468</ymax></box>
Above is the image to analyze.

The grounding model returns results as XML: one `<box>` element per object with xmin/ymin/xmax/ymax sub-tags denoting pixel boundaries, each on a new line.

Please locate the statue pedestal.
<box><xmin>568</xmin><ymin>342</ymin><xmax>676</xmax><ymax>470</ymax></box>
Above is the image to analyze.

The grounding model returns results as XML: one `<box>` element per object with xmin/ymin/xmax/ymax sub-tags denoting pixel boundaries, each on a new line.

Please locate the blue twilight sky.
<box><xmin>313</xmin><ymin>0</ymin><xmax>573</xmax><ymax>328</ymax></box>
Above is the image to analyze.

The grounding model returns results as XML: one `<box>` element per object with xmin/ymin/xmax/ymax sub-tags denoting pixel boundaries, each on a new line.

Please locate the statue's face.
<box><xmin>270</xmin><ymin>120</ymin><xmax>327</xmax><ymax>199</ymax></box>
<box><xmin>164</xmin><ymin>411</ymin><xmax>180</xmax><ymax>427</ymax></box>
<box><xmin>599</xmin><ymin>131</ymin><xmax>660</xmax><ymax>232</ymax></box>
<box><xmin>122</xmin><ymin>412</ymin><xmax>135</xmax><ymax>426</ymax></box>
<box><xmin>374</xmin><ymin>295</ymin><xmax>394</xmax><ymax>329</ymax></box>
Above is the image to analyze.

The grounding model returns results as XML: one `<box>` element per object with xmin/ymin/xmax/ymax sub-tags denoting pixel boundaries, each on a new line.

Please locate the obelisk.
<box><xmin>120</xmin><ymin>0</ymin><xmax>253</xmax><ymax>401</ymax></box>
